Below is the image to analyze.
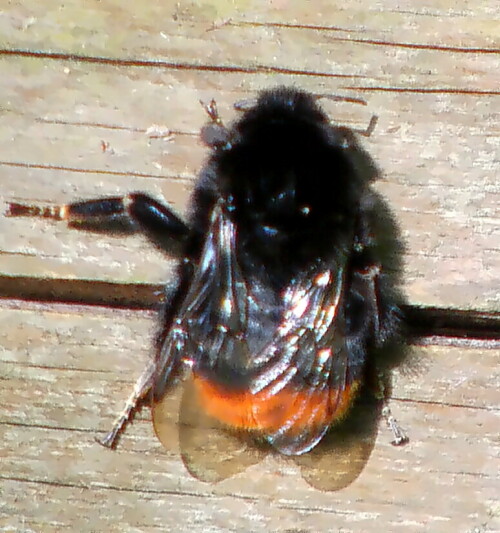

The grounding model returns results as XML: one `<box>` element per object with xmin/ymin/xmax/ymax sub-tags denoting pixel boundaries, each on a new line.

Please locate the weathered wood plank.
<box><xmin>1</xmin><ymin>1</ymin><xmax>498</xmax><ymax>61</ymax></box>
<box><xmin>0</xmin><ymin>1</ymin><xmax>499</xmax><ymax>532</ymax></box>
<box><xmin>0</xmin><ymin>61</ymin><xmax>498</xmax><ymax>308</ymax></box>
<box><xmin>0</xmin><ymin>301</ymin><xmax>498</xmax><ymax>532</ymax></box>
<box><xmin>0</xmin><ymin>2</ymin><xmax>499</xmax><ymax>310</ymax></box>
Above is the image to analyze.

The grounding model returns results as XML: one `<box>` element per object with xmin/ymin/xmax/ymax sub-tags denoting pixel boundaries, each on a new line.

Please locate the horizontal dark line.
<box><xmin>33</xmin><ymin>117</ymin><xmax>188</xmax><ymax>136</ymax></box>
<box><xmin>394</xmin><ymin>397</ymin><xmax>499</xmax><ymax>412</ymax></box>
<box><xmin>0</xmin><ymin>160</ymin><xmax>194</xmax><ymax>188</ymax></box>
<box><xmin>343</xmin><ymin>85</ymin><xmax>500</xmax><ymax>96</ymax></box>
<box><xmin>235</xmin><ymin>20</ymin><xmax>358</xmax><ymax>34</ymax></box>
<box><xmin>0</xmin><ymin>420</ymin><xmax>100</xmax><ymax>433</ymax></box>
<box><xmin>0</xmin><ymin>473</ymin><xmax>229</xmax><ymax>499</ymax></box>
<box><xmin>2</xmin><ymin>360</ymin><xmax>114</xmax><ymax>373</ymax></box>
<box><xmin>0</xmin><ymin>275</ymin><xmax>498</xmax><ymax>343</ymax></box>
<box><xmin>0</xmin><ymin>472</ymin><xmax>259</xmax><ymax>501</ymax></box>
<box><xmin>3</xmin><ymin>49</ymin><xmax>495</xmax><ymax>97</ymax></box>
<box><xmin>335</xmin><ymin>37</ymin><xmax>500</xmax><ymax>54</ymax></box>
<box><xmin>404</xmin><ymin>305</ymin><xmax>500</xmax><ymax>341</ymax></box>
<box><xmin>213</xmin><ymin>21</ymin><xmax>498</xmax><ymax>56</ymax></box>
<box><xmin>0</xmin><ymin>275</ymin><xmax>162</xmax><ymax>310</ymax></box>
<box><xmin>0</xmin><ymin>48</ymin><xmax>361</xmax><ymax>79</ymax></box>
<box><xmin>0</xmin><ymin>160</ymin><xmax>166</xmax><ymax>180</ymax></box>
<box><xmin>426</xmin><ymin>469</ymin><xmax>492</xmax><ymax>479</ymax></box>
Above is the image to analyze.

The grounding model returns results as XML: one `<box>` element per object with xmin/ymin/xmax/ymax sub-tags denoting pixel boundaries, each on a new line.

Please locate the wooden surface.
<box><xmin>1</xmin><ymin>300</ymin><xmax>499</xmax><ymax>532</ymax></box>
<box><xmin>1</xmin><ymin>1</ymin><xmax>499</xmax><ymax>532</ymax></box>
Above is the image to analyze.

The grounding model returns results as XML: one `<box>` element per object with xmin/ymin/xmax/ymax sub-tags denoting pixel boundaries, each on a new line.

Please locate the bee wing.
<box><xmin>153</xmin><ymin>201</ymin><xmax>249</xmax><ymax>400</ymax></box>
<box><xmin>177</xmin><ymin>375</ymin><xmax>266</xmax><ymax>483</ymax></box>
<box><xmin>152</xmin><ymin>202</ymin><xmax>253</xmax><ymax>461</ymax></box>
<box><xmin>294</xmin><ymin>388</ymin><xmax>381</xmax><ymax>490</ymax></box>
<box><xmin>248</xmin><ymin>259</ymin><xmax>365</xmax><ymax>456</ymax></box>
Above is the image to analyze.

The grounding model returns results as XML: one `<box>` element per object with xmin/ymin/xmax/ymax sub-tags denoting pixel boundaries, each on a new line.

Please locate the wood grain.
<box><xmin>1</xmin><ymin>300</ymin><xmax>498</xmax><ymax>533</ymax></box>
<box><xmin>0</xmin><ymin>1</ymin><xmax>499</xmax><ymax>532</ymax></box>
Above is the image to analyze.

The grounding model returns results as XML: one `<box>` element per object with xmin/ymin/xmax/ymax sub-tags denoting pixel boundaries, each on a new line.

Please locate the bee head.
<box><xmin>216</xmin><ymin>88</ymin><xmax>362</xmax><ymax>258</ymax></box>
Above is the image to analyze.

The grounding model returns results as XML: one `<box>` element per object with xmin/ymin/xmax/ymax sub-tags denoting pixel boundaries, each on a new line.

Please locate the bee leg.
<box><xmin>351</xmin><ymin>250</ymin><xmax>408</xmax><ymax>446</ymax></box>
<box><xmin>199</xmin><ymin>98</ymin><xmax>232</xmax><ymax>150</ymax></box>
<box><xmin>6</xmin><ymin>192</ymin><xmax>190</xmax><ymax>254</ymax></box>
<box><xmin>6</xmin><ymin>193</ymin><xmax>188</xmax><ymax>446</ymax></box>
<box><xmin>98</xmin><ymin>360</ymin><xmax>156</xmax><ymax>449</ymax></box>
<box><xmin>369</xmin><ymin>369</ymin><xmax>409</xmax><ymax>446</ymax></box>
<box><xmin>355</xmin><ymin>115</ymin><xmax>378</xmax><ymax>137</ymax></box>
<box><xmin>381</xmin><ymin>405</ymin><xmax>408</xmax><ymax>446</ymax></box>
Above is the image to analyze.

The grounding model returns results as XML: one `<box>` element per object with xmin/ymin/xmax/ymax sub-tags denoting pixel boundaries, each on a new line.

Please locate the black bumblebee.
<box><xmin>7</xmin><ymin>87</ymin><xmax>407</xmax><ymax>486</ymax></box>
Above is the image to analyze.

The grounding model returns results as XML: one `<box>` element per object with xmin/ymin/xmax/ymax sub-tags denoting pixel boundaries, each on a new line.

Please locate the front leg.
<box><xmin>6</xmin><ymin>193</ymin><xmax>189</xmax><ymax>447</ymax></box>
<box><xmin>7</xmin><ymin>192</ymin><xmax>190</xmax><ymax>255</ymax></box>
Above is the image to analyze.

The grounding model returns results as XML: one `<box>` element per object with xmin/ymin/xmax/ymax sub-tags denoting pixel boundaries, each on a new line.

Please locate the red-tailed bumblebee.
<box><xmin>7</xmin><ymin>87</ymin><xmax>407</xmax><ymax>487</ymax></box>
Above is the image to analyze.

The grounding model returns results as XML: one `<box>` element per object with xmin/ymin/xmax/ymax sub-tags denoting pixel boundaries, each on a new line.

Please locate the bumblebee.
<box><xmin>7</xmin><ymin>87</ymin><xmax>407</xmax><ymax>485</ymax></box>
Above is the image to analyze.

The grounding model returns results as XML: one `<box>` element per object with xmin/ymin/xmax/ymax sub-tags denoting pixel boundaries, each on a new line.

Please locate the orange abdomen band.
<box><xmin>192</xmin><ymin>373</ymin><xmax>360</xmax><ymax>436</ymax></box>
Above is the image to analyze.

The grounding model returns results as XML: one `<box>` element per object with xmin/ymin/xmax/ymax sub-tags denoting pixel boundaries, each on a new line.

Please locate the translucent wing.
<box><xmin>177</xmin><ymin>375</ymin><xmax>266</xmax><ymax>482</ymax></box>
<box><xmin>295</xmin><ymin>386</ymin><xmax>381</xmax><ymax>490</ymax></box>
